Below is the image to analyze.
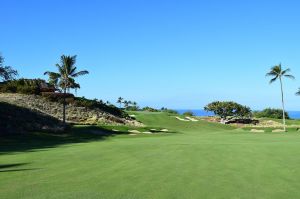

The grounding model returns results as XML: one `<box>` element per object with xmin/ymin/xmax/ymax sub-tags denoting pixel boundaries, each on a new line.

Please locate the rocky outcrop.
<box><xmin>0</xmin><ymin>93</ymin><xmax>142</xmax><ymax>126</ymax></box>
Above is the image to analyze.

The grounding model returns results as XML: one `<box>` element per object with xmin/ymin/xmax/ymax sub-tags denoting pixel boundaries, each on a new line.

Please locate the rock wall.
<box><xmin>0</xmin><ymin>93</ymin><xmax>142</xmax><ymax>126</ymax></box>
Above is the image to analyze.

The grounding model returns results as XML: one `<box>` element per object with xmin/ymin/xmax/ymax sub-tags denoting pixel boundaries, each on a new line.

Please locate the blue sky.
<box><xmin>1</xmin><ymin>0</ymin><xmax>300</xmax><ymax>110</ymax></box>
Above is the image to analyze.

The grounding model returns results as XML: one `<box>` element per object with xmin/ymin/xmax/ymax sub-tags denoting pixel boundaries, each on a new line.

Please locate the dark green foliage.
<box><xmin>0</xmin><ymin>54</ymin><xmax>18</xmax><ymax>81</ymax></box>
<box><xmin>253</xmin><ymin>108</ymin><xmax>290</xmax><ymax>119</ymax></box>
<box><xmin>41</xmin><ymin>92</ymin><xmax>75</xmax><ymax>103</ymax></box>
<box><xmin>204</xmin><ymin>101</ymin><xmax>252</xmax><ymax>120</ymax></box>
<box><xmin>142</xmin><ymin>106</ymin><xmax>159</xmax><ymax>112</ymax></box>
<box><xmin>125</xmin><ymin>106</ymin><xmax>139</xmax><ymax>111</ymax></box>
<box><xmin>0</xmin><ymin>102</ymin><xmax>66</xmax><ymax>134</ymax></box>
<box><xmin>163</xmin><ymin>109</ymin><xmax>178</xmax><ymax>115</ymax></box>
<box><xmin>183</xmin><ymin>111</ymin><xmax>194</xmax><ymax>116</ymax></box>
<box><xmin>73</xmin><ymin>97</ymin><xmax>129</xmax><ymax>118</ymax></box>
<box><xmin>0</xmin><ymin>79</ymin><xmax>47</xmax><ymax>94</ymax></box>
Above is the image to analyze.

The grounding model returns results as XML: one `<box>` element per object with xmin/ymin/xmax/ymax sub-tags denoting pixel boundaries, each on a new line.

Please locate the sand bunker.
<box><xmin>250</xmin><ymin>129</ymin><xmax>265</xmax><ymax>133</ymax></box>
<box><xmin>185</xmin><ymin>117</ymin><xmax>198</xmax><ymax>122</ymax></box>
<box><xmin>176</xmin><ymin>117</ymin><xmax>189</xmax><ymax>121</ymax></box>
<box><xmin>128</xmin><ymin>130</ymin><xmax>141</xmax><ymax>133</ymax></box>
<box><xmin>272</xmin><ymin>129</ymin><xmax>285</xmax><ymax>132</ymax></box>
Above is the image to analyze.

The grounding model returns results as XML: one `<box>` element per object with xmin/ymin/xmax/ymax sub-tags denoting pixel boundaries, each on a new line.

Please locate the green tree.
<box><xmin>266</xmin><ymin>64</ymin><xmax>294</xmax><ymax>132</ymax></box>
<box><xmin>123</xmin><ymin>100</ymin><xmax>129</xmax><ymax>109</ymax></box>
<box><xmin>204</xmin><ymin>101</ymin><xmax>251</xmax><ymax>122</ymax></box>
<box><xmin>117</xmin><ymin>97</ymin><xmax>123</xmax><ymax>108</ymax></box>
<box><xmin>0</xmin><ymin>54</ymin><xmax>18</xmax><ymax>81</ymax></box>
<box><xmin>44</xmin><ymin>55</ymin><xmax>89</xmax><ymax>124</ymax></box>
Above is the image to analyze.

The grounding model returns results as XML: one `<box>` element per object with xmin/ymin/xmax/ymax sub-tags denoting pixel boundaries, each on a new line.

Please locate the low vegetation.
<box><xmin>253</xmin><ymin>108</ymin><xmax>290</xmax><ymax>119</ymax></box>
<box><xmin>182</xmin><ymin>111</ymin><xmax>194</xmax><ymax>116</ymax></box>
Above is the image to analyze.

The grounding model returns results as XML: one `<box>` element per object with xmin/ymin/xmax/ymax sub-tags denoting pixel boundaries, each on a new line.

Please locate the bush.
<box><xmin>125</xmin><ymin>106</ymin><xmax>139</xmax><ymax>111</ymax></box>
<box><xmin>0</xmin><ymin>79</ymin><xmax>48</xmax><ymax>95</ymax></box>
<box><xmin>253</xmin><ymin>108</ymin><xmax>289</xmax><ymax>119</ymax></box>
<box><xmin>41</xmin><ymin>92</ymin><xmax>74</xmax><ymax>103</ymax></box>
<box><xmin>204</xmin><ymin>101</ymin><xmax>252</xmax><ymax>120</ymax></box>
<box><xmin>183</xmin><ymin>111</ymin><xmax>194</xmax><ymax>116</ymax></box>
<box><xmin>142</xmin><ymin>106</ymin><xmax>159</xmax><ymax>112</ymax></box>
<box><xmin>73</xmin><ymin>97</ymin><xmax>129</xmax><ymax>118</ymax></box>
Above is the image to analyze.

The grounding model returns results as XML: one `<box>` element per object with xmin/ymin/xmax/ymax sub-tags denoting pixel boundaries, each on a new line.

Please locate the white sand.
<box><xmin>272</xmin><ymin>129</ymin><xmax>285</xmax><ymax>132</ymax></box>
<box><xmin>250</xmin><ymin>129</ymin><xmax>265</xmax><ymax>133</ymax></box>
<box><xmin>185</xmin><ymin>117</ymin><xmax>198</xmax><ymax>122</ymax></box>
<box><xmin>175</xmin><ymin>117</ymin><xmax>189</xmax><ymax>121</ymax></box>
<box><xmin>143</xmin><ymin>131</ymin><xmax>152</xmax><ymax>134</ymax></box>
<box><xmin>128</xmin><ymin>130</ymin><xmax>141</xmax><ymax>133</ymax></box>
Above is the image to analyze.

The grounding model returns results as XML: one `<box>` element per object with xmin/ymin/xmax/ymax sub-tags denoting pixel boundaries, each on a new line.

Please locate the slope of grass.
<box><xmin>1</xmin><ymin>112</ymin><xmax>300</xmax><ymax>198</ymax></box>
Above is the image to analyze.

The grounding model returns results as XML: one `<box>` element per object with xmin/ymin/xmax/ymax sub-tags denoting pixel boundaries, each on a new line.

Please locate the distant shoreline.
<box><xmin>176</xmin><ymin>109</ymin><xmax>300</xmax><ymax>119</ymax></box>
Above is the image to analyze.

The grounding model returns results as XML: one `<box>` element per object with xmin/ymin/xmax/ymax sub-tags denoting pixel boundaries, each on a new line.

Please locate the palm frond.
<box><xmin>72</xmin><ymin>70</ymin><xmax>89</xmax><ymax>77</ymax></box>
<box><xmin>284</xmin><ymin>74</ymin><xmax>295</xmax><ymax>79</ymax></box>
<box><xmin>269</xmin><ymin>76</ymin><xmax>278</xmax><ymax>84</ymax></box>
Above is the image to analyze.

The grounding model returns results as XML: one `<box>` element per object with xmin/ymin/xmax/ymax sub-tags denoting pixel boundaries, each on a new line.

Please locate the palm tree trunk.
<box><xmin>63</xmin><ymin>88</ymin><xmax>66</xmax><ymax>124</ymax></box>
<box><xmin>279</xmin><ymin>77</ymin><xmax>286</xmax><ymax>132</ymax></box>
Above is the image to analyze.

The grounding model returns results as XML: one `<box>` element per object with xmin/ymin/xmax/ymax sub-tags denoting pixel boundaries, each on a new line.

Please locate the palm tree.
<box><xmin>266</xmin><ymin>64</ymin><xmax>295</xmax><ymax>131</ymax></box>
<box><xmin>44</xmin><ymin>55</ymin><xmax>89</xmax><ymax>124</ymax></box>
<box><xmin>117</xmin><ymin>97</ymin><xmax>123</xmax><ymax>108</ymax></box>
<box><xmin>123</xmin><ymin>100</ymin><xmax>129</xmax><ymax>109</ymax></box>
<box><xmin>296</xmin><ymin>88</ymin><xmax>300</xmax><ymax>96</ymax></box>
<box><xmin>0</xmin><ymin>54</ymin><xmax>18</xmax><ymax>81</ymax></box>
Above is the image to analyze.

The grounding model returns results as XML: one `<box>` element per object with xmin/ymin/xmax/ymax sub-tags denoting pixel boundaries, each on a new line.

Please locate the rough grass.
<box><xmin>1</xmin><ymin>112</ymin><xmax>300</xmax><ymax>198</ymax></box>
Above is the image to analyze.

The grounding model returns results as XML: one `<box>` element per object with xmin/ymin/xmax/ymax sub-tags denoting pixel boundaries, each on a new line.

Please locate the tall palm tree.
<box><xmin>44</xmin><ymin>55</ymin><xmax>89</xmax><ymax>124</ymax></box>
<box><xmin>266</xmin><ymin>64</ymin><xmax>295</xmax><ymax>131</ymax></box>
<box><xmin>117</xmin><ymin>97</ymin><xmax>123</xmax><ymax>108</ymax></box>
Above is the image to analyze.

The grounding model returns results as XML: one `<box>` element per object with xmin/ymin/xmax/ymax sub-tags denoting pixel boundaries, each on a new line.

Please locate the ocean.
<box><xmin>176</xmin><ymin>109</ymin><xmax>300</xmax><ymax>120</ymax></box>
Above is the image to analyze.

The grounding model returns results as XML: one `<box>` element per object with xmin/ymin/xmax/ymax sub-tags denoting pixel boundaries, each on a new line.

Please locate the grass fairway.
<box><xmin>1</xmin><ymin>112</ymin><xmax>300</xmax><ymax>198</ymax></box>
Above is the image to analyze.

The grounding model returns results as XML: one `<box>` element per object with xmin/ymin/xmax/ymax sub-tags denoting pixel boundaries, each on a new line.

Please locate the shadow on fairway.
<box><xmin>0</xmin><ymin>126</ymin><xmax>130</xmax><ymax>155</ymax></box>
<box><xmin>0</xmin><ymin>163</ymin><xmax>41</xmax><ymax>173</ymax></box>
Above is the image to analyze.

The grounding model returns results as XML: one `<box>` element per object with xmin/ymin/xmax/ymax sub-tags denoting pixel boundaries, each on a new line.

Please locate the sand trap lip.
<box><xmin>128</xmin><ymin>130</ymin><xmax>141</xmax><ymax>133</ymax></box>
<box><xmin>175</xmin><ymin>117</ymin><xmax>189</xmax><ymax>121</ymax></box>
<box><xmin>142</xmin><ymin>131</ymin><xmax>152</xmax><ymax>134</ymax></box>
<box><xmin>129</xmin><ymin>115</ymin><xmax>136</xmax><ymax>117</ymax></box>
<box><xmin>185</xmin><ymin>117</ymin><xmax>198</xmax><ymax>122</ymax></box>
<box><xmin>160</xmin><ymin>129</ymin><xmax>169</xmax><ymax>132</ymax></box>
<box><xmin>112</xmin><ymin>129</ymin><xmax>119</xmax><ymax>132</ymax></box>
<box><xmin>272</xmin><ymin>129</ymin><xmax>285</xmax><ymax>132</ymax></box>
<box><xmin>250</xmin><ymin>129</ymin><xmax>265</xmax><ymax>133</ymax></box>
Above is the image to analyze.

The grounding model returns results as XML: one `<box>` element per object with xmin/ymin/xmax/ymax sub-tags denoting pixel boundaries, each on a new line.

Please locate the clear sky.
<box><xmin>1</xmin><ymin>0</ymin><xmax>300</xmax><ymax>110</ymax></box>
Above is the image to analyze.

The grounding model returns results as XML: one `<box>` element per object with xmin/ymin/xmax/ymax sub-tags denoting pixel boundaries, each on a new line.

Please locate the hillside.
<box><xmin>0</xmin><ymin>101</ymin><xmax>65</xmax><ymax>134</ymax></box>
<box><xmin>0</xmin><ymin>93</ymin><xmax>141</xmax><ymax>127</ymax></box>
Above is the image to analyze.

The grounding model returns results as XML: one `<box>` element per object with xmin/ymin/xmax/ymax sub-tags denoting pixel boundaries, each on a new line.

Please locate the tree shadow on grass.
<box><xmin>0</xmin><ymin>126</ymin><xmax>130</xmax><ymax>155</ymax></box>
<box><xmin>0</xmin><ymin>163</ymin><xmax>41</xmax><ymax>173</ymax></box>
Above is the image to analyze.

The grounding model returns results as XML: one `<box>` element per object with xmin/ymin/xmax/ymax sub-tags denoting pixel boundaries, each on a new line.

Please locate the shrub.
<box><xmin>41</xmin><ymin>92</ymin><xmax>75</xmax><ymax>103</ymax></box>
<box><xmin>204</xmin><ymin>101</ymin><xmax>252</xmax><ymax>120</ymax></box>
<box><xmin>253</xmin><ymin>108</ymin><xmax>289</xmax><ymax>119</ymax></box>
<box><xmin>183</xmin><ymin>111</ymin><xmax>194</xmax><ymax>116</ymax></box>
<box><xmin>164</xmin><ymin>109</ymin><xmax>178</xmax><ymax>115</ymax></box>
<box><xmin>73</xmin><ymin>97</ymin><xmax>129</xmax><ymax>118</ymax></box>
<box><xmin>142</xmin><ymin>106</ymin><xmax>159</xmax><ymax>112</ymax></box>
<box><xmin>0</xmin><ymin>79</ymin><xmax>49</xmax><ymax>95</ymax></box>
<box><xmin>125</xmin><ymin>106</ymin><xmax>139</xmax><ymax>111</ymax></box>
